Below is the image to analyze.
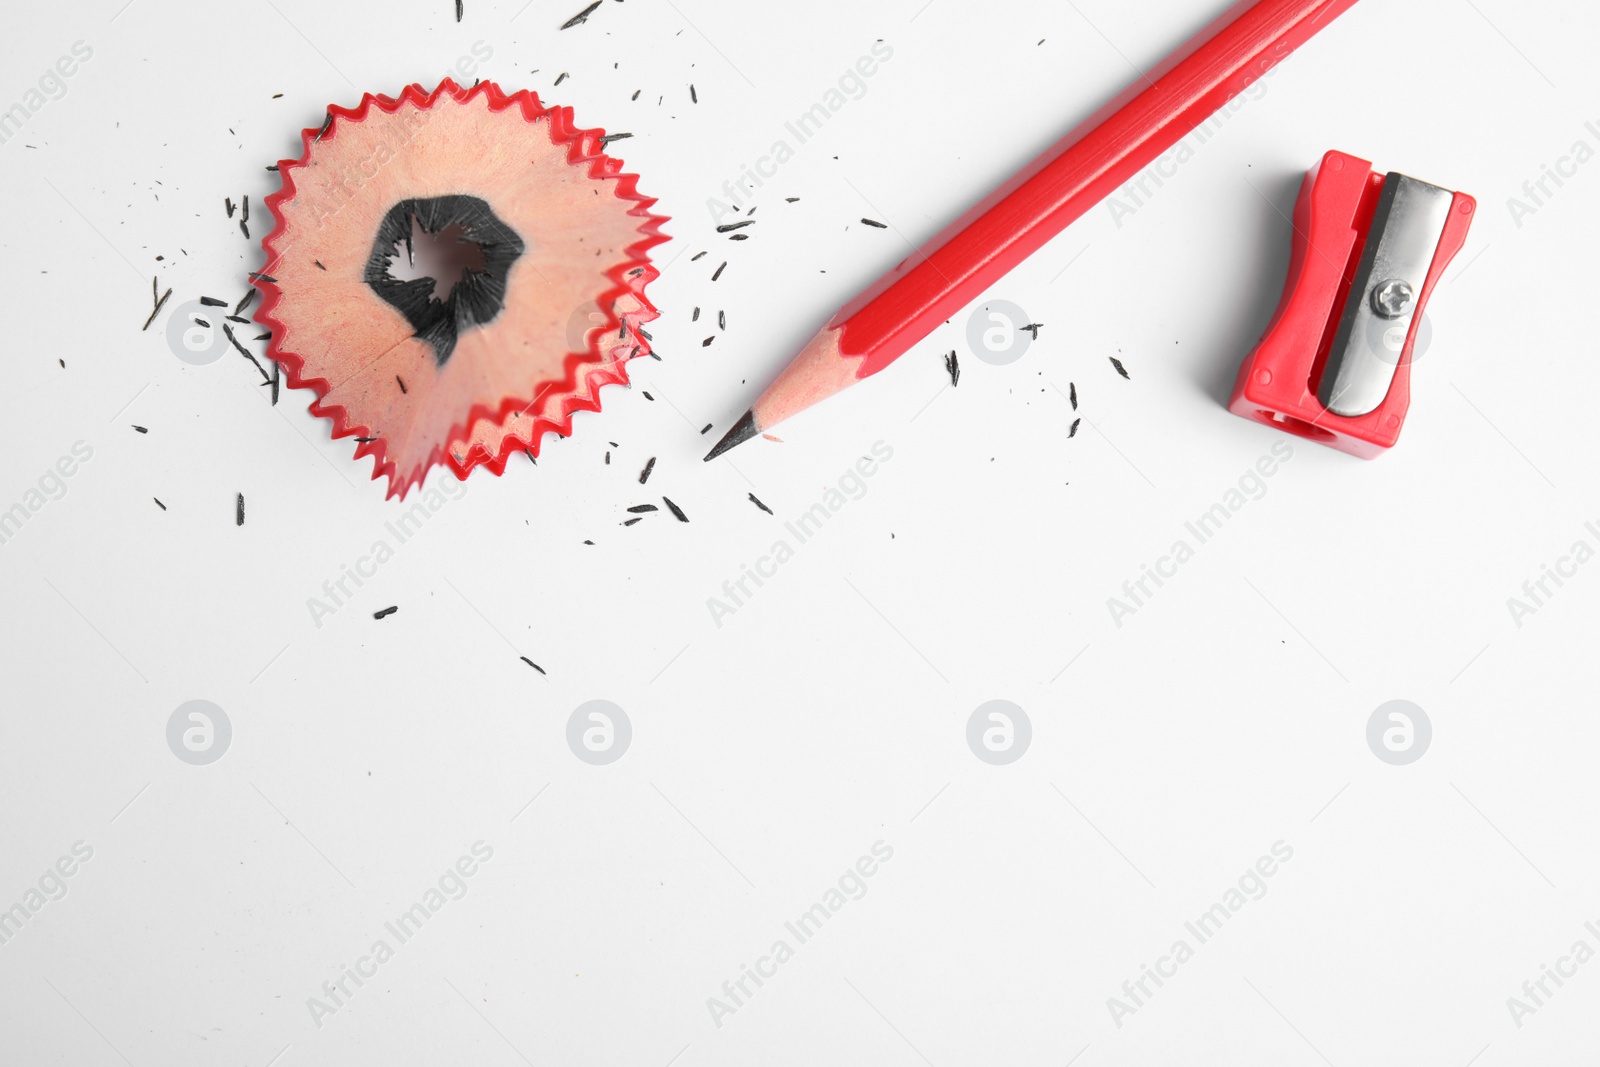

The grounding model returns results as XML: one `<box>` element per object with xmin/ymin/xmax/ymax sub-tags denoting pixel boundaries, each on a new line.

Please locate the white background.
<box><xmin>1</xmin><ymin>0</ymin><xmax>1596</xmax><ymax>1063</ymax></box>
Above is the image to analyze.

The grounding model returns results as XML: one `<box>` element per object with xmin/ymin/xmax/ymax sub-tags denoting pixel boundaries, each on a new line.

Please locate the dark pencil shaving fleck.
<box><xmin>235</xmin><ymin>493</ymin><xmax>245</xmax><ymax>526</ymax></box>
<box><xmin>1068</xmin><ymin>417</ymin><xmax>1081</xmax><ymax>438</ymax></box>
<box><xmin>786</xmin><ymin>197</ymin><xmax>800</xmax><ymax>202</ymax></box>
<box><xmin>254</xmin><ymin>331</ymin><xmax>271</xmax><ymax>341</ymax></box>
<box><xmin>861</xmin><ymin>217</ymin><xmax>887</xmax><ymax>228</ymax></box>
<box><xmin>242</xmin><ymin>196</ymin><xmax>249</xmax><ymax>224</ymax></box>
<box><xmin>225</xmin><ymin>315</ymin><xmax>250</xmax><ymax>324</ymax></box>
<box><xmin>200</xmin><ymin>296</ymin><xmax>226</xmax><ymax>307</ymax></box>
<box><xmin>396</xmin><ymin>375</ymin><xmax>408</xmax><ymax>394</ymax></box>
<box><xmin>716</xmin><ymin>221</ymin><xmax>754</xmax><ymax>233</ymax></box>
<box><xmin>355</xmin><ymin>436</ymin><xmax>378</xmax><ymax>443</ymax></box>
<box><xmin>222</xmin><ymin>323</ymin><xmax>272</xmax><ymax>384</ymax></box>
<box><xmin>153</xmin><ymin>498</ymin><xmax>166</xmax><ymax>511</ymax></box>
<box><xmin>374</xmin><ymin>605</ymin><xmax>398</xmax><ymax>619</ymax></box>
<box><xmin>234</xmin><ymin>289</ymin><xmax>257</xmax><ymax>315</ymax></box>
<box><xmin>239</xmin><ymin>219</ymin><xmax>249</xmax><ymax>239</ymax></box>
<box><xmin>631</xmin><ymin>89</ymin><xmax>641</xmax><ymax>101</ymax></box>
<box><xmin>520</xmin><ymin>656</ymin><xmax>547</xmax><ymax>674</ymax></box>
<box><xmin>692</xmin><ymin>251</ymin><xmax>707</xmax><ymax>261</ymax></box>
<box><xmin>944</xmin><ymin>349</ymin><xmax>959</xmax><ymax>387</ymax></box>
<box><xmin>132</xmin><ymin>425</ymin><xmax>147</xmax><ymax>434</ymax></box>
<box><xmin>692</xmin><ymin>307</ymin><xmax>700</xmax><ymax>321</ymax></box>
<box><xmin>662</xmin><ymin>496</ymin><xmax>689</xmax><ymax>522</ymax></box>
<box><xmin>712</xmin><ymin>261</ymin><xmax>726</xmax><ymax>281</ymax></box>
<box><xmin>1069</xmin><ymin>381</ymin><xmax>1078</xmax><ymax>409</ymax></box>
<box><xmin>702</xmin><ymin>336</ymin><xmax>714</xmax><ymax>347</ymax></box>
<box><xmin>1109</xmin><ymin>356</ymin><xmax>1130</xmax><ymax>379</ymax></box>
<box><xmin>690</xmin><ymin>84</ymin><xmax>697</xmax><ymax>103</ymax></box>
<box><xmin>700</xmin><ymin>423</ymin><xmax>712</xmax><ymax>434</ymax></box>
<box><xmin>604</xmin><ymin>451</ymin><xmax>610</xmax><ymax>465</ymax></box>
<box><xmin>598</xmin><ymin>132</ymin><xmax>633</xmax><ymax>146</ymax></box>
<box><xmin>642</xmin><ymin>391</ymin><xmax>654</xmax><ymax>401</ymax></box>
<box><xmin>142</xmin><ymin>288</ymin><xmax>172</xmax><ymax>331</ymax></box>
<box><xmin>265</xmin><ymin>164</ymin><xmax>278</xmax><ymax>172</ymax></box>
<box><xmin>638</xmin><ymin>456</ymin><xmax>656</xmax><ymax>484</ymax></box>
<box><xmin>1023</xmin><ymin>323</ymin><xmax>1043</xmax><ymax>339</ymax></box>
<box><xmin>560</xmin><ymin>0</ymin><xmax>601</xmax><ymax>28</ymax></box>
<box><xmin>627</xmin><ymin>504</ymin><xmax>657</xmax><ymax>513</ymax></box>
<box><xmin>270</xmin><ymin>359</ymin><xmax>281</xmax><ymax>405</ymax></box>
<box><xmin>582</xmin><ymin>540</ymin><xmax>594</xmax><ymax>545</ymax></box>
<box><xmin>623</xmin><ymin>516</ymin><xmax>643</xmax><ymax>526</ymax></box>
<box><xmin>314</xmin><ymin>260</ymin><xmax>326</xmax><ymax>270</ymax></box>
<box><xmin>248</xmin><ymin>272</ymin><xmax>278</xmax><ymax>283</ymax></box>
<box><xmin>195</xmin><ymin>317</ymin><xmax>211</xmax><ymax>329</ymax></box>
<box><xmin>748</xmin><ymin>492</ymin><xmax>773</xmax><ymax>515</ymax></box>
<box><xmin>455</xmin><ymin>0</ymin><xmax>463</xmax><ymax>21</ymax></box>
<box><xmin>554</xmin><ymin>72</ymin><xmax>569</xmax><ymax>86</ymax></box>
<box><xmin>729</xmin><ymin>233</ymin><xmax>748</xmax><ymax>241</ymax></box>
<box><xmin>225</xmin><ymin>198</ymin><xmax>235</xmax><ymax>218</ymax></box>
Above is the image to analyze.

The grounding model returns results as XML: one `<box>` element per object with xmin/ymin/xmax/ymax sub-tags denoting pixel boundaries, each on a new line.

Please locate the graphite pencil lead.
<box><xmin>704</xmin><ymin>410</ymin><xmax>757</xmax><ymax>461</ymax></box>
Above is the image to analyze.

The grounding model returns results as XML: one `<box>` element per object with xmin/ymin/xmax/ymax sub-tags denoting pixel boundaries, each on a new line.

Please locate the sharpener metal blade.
<box><xmin>1318</xmin><ymin>173</ymin><xmax>1453</xmax><ymax>417</ymax></box>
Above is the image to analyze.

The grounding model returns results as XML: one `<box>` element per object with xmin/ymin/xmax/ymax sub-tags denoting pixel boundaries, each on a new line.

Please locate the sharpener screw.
<box><xmin>1372</xmin><ymin>279</ymin><xmax>1415</xmax><ymax>319</ymax></box>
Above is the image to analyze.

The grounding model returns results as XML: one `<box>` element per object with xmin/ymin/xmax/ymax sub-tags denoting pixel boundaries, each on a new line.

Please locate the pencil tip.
<box><xmin>704</xmin><ymin>410</ymin><xmax>758</xmax><ymax>461</ymax></box>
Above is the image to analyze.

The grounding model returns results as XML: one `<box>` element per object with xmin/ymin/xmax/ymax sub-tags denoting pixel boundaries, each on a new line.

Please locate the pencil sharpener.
<box><xmin>1229</xmin><ymin>150</ymin><xmax>1475</xmax><ymax>457</ymax></box>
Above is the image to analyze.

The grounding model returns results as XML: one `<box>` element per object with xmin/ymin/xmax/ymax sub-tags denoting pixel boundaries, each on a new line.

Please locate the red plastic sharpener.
<box><xmin>1229</xmin><ymin>150</ymin><xmax>1475</xmax><ymax>457</ymax></box>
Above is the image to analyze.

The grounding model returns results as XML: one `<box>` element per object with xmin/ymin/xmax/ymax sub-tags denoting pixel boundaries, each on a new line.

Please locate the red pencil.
<box><xmin>706</xmin><ymin>0</ymin><xmax>1362</xmax><ymax>460</ymax></box>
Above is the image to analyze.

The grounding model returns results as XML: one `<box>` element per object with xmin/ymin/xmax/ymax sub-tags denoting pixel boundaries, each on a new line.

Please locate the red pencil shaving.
<box><xmin>706</xmin><ymin>0</ymin><xmax>1363</xmax><ymax>460</ymax></box>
